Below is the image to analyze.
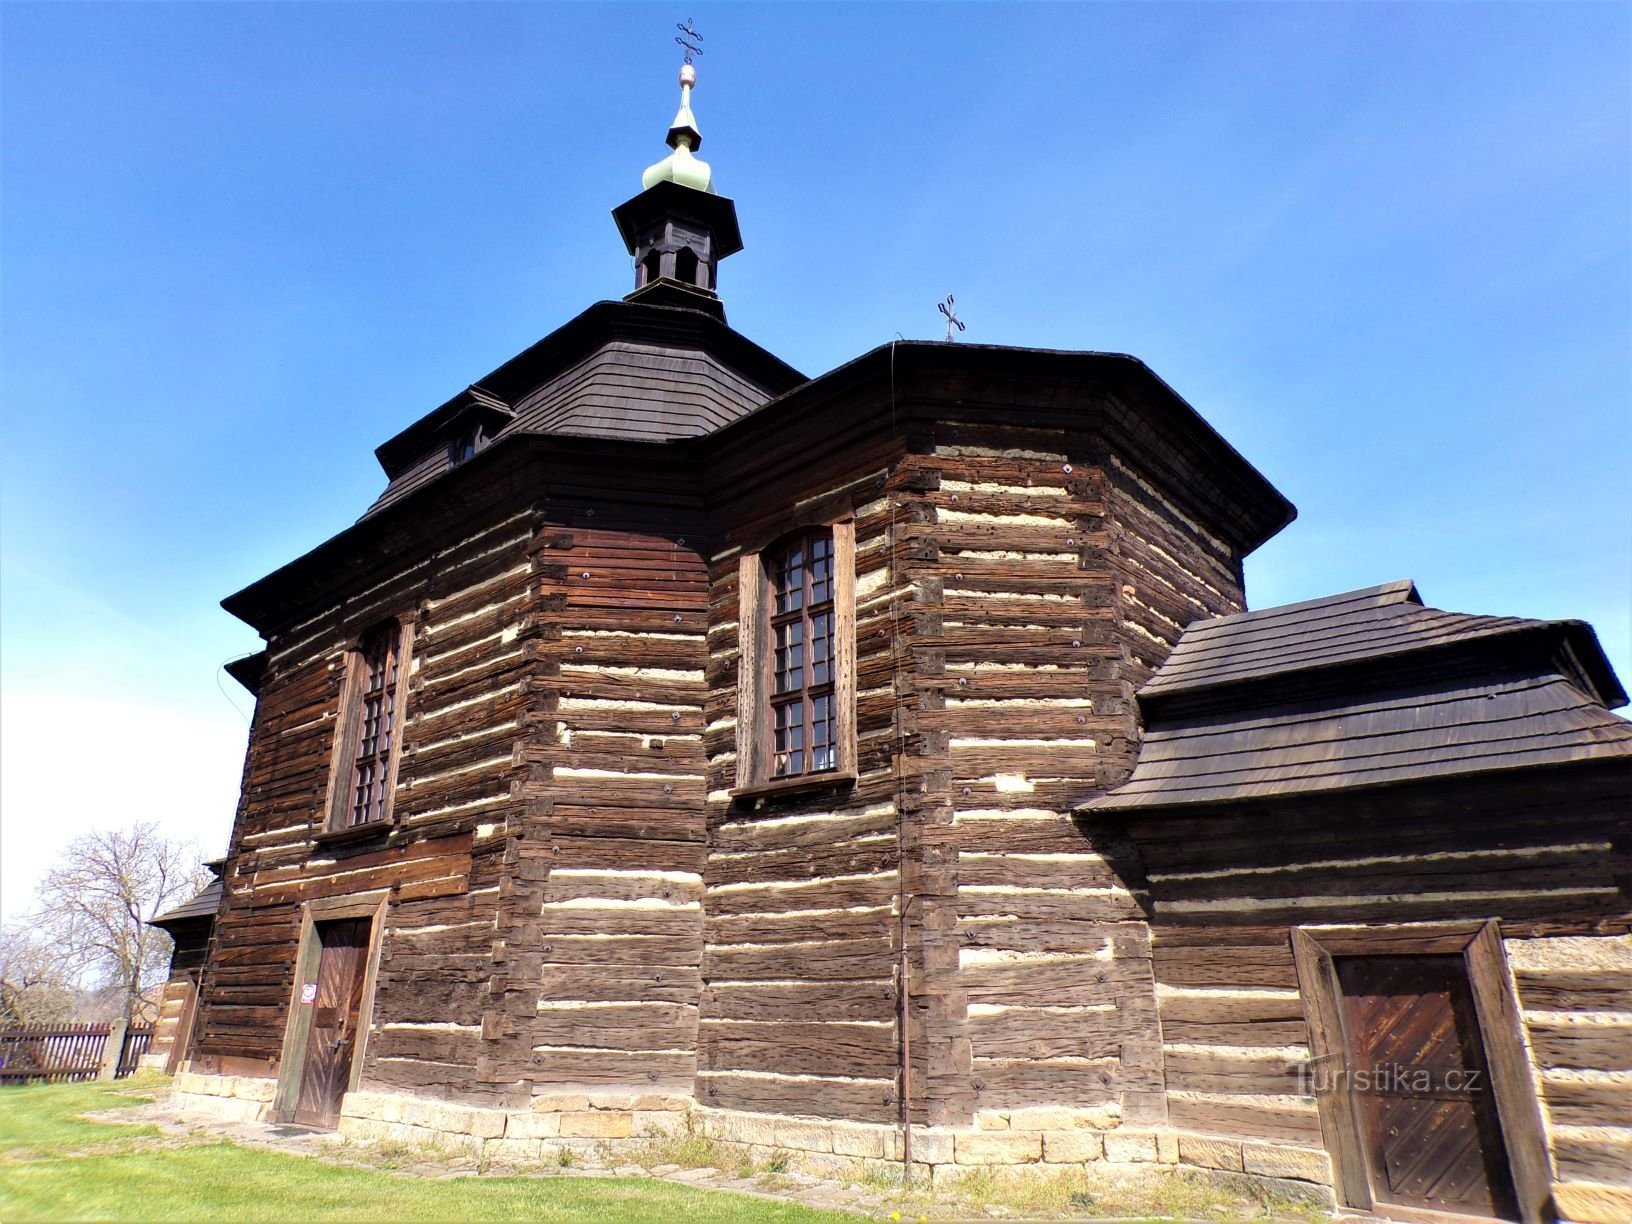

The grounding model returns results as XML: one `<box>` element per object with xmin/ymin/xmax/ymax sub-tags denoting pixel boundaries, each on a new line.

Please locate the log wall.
<box><xmin>1129</xmin><ymin>766</ymin><xmax>1632</xmax><ymax>1203</ymax></box>
<box><xmin>1510</xmin><ymin>933</ymin><xmax>1632</xmax><ymax>1214</ymax></box>
<box><xmin>697</xmin><ymin>379</ymin><xmax>1255</xmax><ymax>1129</ymax></box>
<box><xmin>494</xmin><ymin>454</ymin><xmax>713</xmax><ymax>1101</ymax></box>
<box><xmin>699</xmin><ymin>394</ymin><xmax>911</xmax><ymax>1124</ymax></box>
<box><xmin>194</xmin><ymin>511</ymin><xmax>536</xmax><ymax>1093</ymax></box>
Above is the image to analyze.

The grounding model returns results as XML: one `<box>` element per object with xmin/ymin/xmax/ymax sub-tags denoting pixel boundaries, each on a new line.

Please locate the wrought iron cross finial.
<box><xmin>938</xmin><ymin>294</ymin><xmax>966</xmax><ymax>343</ymax></box>
<box><xmin>675</xmin><ymin>18</ymin><xmax>703</xmax><ymax>64</ymax></box>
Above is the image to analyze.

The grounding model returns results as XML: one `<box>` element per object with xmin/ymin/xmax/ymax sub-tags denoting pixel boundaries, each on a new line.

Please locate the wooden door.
<box><xmin>165</xmin><ymin>973</ymin><xmax>201</xmax><ymax>1074</ymax></box>
<box><xmin>292</xmin><ymin>918</ymin><xmax>372</xmax><ymax>1127</ymax></box>
<box><xmin>1336</xmin><ymin>955</ymin><xmax>1519</xmax><ymax>1220</ymax></box>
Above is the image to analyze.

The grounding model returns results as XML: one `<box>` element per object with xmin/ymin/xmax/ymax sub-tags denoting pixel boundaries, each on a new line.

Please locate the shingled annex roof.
<box><xmin>1085</xmin><ymin>581</ymin><xmax>1632</xmax><ymax>812</ymax></box>
<box><xmin>150</xmin><ymin>877</ymin><xmax>223</xmax><ymax>930</ymax></box>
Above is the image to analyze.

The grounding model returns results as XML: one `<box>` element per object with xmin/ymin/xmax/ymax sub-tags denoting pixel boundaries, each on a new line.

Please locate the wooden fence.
<box><xmin>0</xmin><ymin>1022</ymin><xmax>155</xmax><ymax>1085</ymax></box>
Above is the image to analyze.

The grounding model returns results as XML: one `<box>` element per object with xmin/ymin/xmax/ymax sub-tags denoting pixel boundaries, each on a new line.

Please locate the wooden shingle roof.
<box><xmin>150</xmin><ymin>877</ymin><xmax>223</xmax><ymax>930</ymax></box>
<box><xmin>363</xmin><ymin>299</ymin><xmax>803</xmax><ymax>518</ymax></box>
<box><xmin>1086</xmin><ymin>582</ymin><xmax>1631</xmax><ymax>812</ymax></box>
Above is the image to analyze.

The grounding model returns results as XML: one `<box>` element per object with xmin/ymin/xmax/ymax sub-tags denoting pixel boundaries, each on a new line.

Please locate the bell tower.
<box><xmin>611</xmin><ymin>55</ymin><xmax>742</xmax><ymax>319</ymax></box>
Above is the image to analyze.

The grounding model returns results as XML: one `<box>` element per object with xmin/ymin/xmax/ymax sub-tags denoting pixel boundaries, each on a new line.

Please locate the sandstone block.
<box><xmin>1178</xmin><ymin>1135</ymin><xmax>1242</xmax><ymax>1172</ymax></box>
<box><xmin>633</xmin><ymin>1111</ymin><xmax>687</xmax><ymax>1138</ymax></box>
<box><xmin>341</xmin><ymin>1092</ymin><xmax>384</xmax><ymax>1122</ymax></box>
<box><xmin>233</xmin><ymin>1077</ymin><xmax>276</xmax><ymax>1101</ymax></box>
<box><xmin>956</xmin><ymin>1132</ymin><xmax>1042</xmax><ymax>1165</ymax></box>
<box><xmin>1104</xmin><ymin>1131</ymin><xmax>1158</xmax><ymax>1163</ymax></box>
<box><xmin>798</xmin><ymin>1152</ymin><xmax>856</xmax><ymax>1180</ymax></box>
<box><xmin>707</xmin><ymin>1114</ymin><xmax>778</xmax><ymax>1146</ymax></box>
<box><xmin>532</xmin><ymin>1093</ymin><xmax>590</xmax><ymax>1113</ymax></box>
<box><xmin>908</xmin><ymin>1128</ymin><xmax>955</xmax><ymax>1165</ymax></box>
<box><xmin>774</xmin><ymin>1119</ymin><xmax>834</xmax><ymax>1154</ymax></box>
<box><xmin>1043</xmin><ymin>1131</ymin><xmax>1104</xmax><ymax>1163</ymax></box>
<box><xmin>1242</xmin><ymin>1144</ymin><xmax>1331</xmax><ymax>1185</ymax></box>
<box><xmin>831</xmin><ymin>1122</ymin><xmax>886</xmax><ymax>1159</ymax></box>
<box><xmin>975</xmin><ymin>1111</ymin><xmax>1011</xmax><ymax>1131</ymax></box>
<box><xmin>467</xmin><ymin>1108</ymin><xmax>507</xmax><ymax>1140</ymax></box>
<box><xmin>337</xmin><ymin>1117</ymin><xmax>381</xmax><ymax>1142</ymax></box>
<box><xmin>1157</xmin><ymin>1132</ymin><xmax>1179</xmax><ymax>1164</ymax></box>
<box><xmin>1006</xmin><ymin>1107</ymin><xmax>1080</xmax><ymax>1132</ymax></box>
<box><xmin>505</xmin><ymin>1112</ymin><xmax>562</xmax><ymax>1139</ymax></box>
<box><xmin>483</xmin><ymin>1137</ymin><xmax>541</xmax><ymax>1164</ymax></box>
<box><xmin>421</xmin><ymin>1102</ymin><xmax>472</xmax><ymax>1134</ymax></box>
<box><xmin>561</xmin><ymin>1110</ymin><xmax>633</xmax><ymax>1139</ymax></box>
<box><xmin>588</xmin><ymin>1093</ymin><xmax>634</xmax><ymax>1111</ymax></box>
<box><xmin>930</xmin><ymin>1163</ymin><xmax>974</xmax><ymax>1188</ymax></box>
<box><xmin>632</xmin><ymin>1093</ymin><xmax>688</xmax><ymax>1112</ymax></box>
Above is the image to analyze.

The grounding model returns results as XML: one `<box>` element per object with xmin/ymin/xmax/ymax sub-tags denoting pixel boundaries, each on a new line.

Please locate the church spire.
<box><xmin>611</xmin><ymin>32</ymin><xmax>742</xmax><ymax>318</ymax></box>
<box><xmin>641</xmin><ymin>62</ymin><xmax>713</xmax><ymax>193</ymax></box>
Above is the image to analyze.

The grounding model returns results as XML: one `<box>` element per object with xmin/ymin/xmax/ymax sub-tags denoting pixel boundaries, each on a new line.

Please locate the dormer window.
<box><xmin>449</xmin><ymin>425</ymin><xmax>485</xmax><ymax>467</ymax></box>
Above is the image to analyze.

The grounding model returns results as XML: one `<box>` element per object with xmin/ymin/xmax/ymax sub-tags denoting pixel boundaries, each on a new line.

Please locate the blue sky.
<box><xmin>2</xmin><ymin>3</ymin><xmax>1628</xmax><ymax>917</ymax></box>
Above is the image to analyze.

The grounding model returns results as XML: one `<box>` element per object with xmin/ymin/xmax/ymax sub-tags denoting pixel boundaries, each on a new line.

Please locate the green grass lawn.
<box><xmin>0</xmin><ymin>1078</ymin><xmax>857</xmax><ymax>1223</ymax></box>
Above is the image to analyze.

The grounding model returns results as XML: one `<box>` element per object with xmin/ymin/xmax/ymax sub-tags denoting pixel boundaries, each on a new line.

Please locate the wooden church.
<box><xmin>161</xmin><ymin>54</ymin><xmax>1632</xmax><ymax>1223</ymax></box>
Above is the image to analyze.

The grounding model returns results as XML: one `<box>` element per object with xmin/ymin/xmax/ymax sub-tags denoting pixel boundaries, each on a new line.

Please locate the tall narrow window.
<box><xmin>769</xmin><ymin>530</ymin><xmax>837</xmax><ymax>778</ymax></box>
<box><xmin>331</xmin><ymin>622</ymin><xmax>409</xmax><ymax>830</ymax></box>
<box><xmin>734</xmin><ymin>520</ymin><xmax>855</xmax><ymax>797</ymax></box>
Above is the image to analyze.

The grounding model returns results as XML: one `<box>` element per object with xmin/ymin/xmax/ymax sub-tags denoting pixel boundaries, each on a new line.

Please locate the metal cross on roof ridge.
<box><xmin>938</xmin><ymin>294</ymin><xmax>966</xmax><ymax>343</ymax></box>
<box><xmin>675</xmin><ymin>18</ymin><xmax>703</xmax><ymax>64</ymax></box>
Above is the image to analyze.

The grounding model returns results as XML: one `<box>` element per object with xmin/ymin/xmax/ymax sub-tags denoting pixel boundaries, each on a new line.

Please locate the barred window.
<box><xmin>329</xmin><ymin>620</ymin><xmax>411</xmax><ymax>830</ymax></box>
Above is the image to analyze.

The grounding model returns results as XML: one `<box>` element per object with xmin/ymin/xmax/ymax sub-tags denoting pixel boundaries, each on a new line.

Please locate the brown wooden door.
<box><xmin>293</xmin><ymin>918</ymin><xmax>372</xmax><ymax>1127</ymax></box>
<box><xmin>165</xmin><ymin>973</ymin><xmax>201</xmax><ymax>1075</ymax></box>
<box><xmin>1336</xmin><ymin>955</ymin><xmax>1519</xmax><ymax>1220</ymax></box>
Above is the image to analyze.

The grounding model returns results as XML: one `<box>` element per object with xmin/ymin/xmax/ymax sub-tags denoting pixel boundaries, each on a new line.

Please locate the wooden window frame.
<box><xmin>1290</xmin><ymin>921</ymin><xmax>1553</xmax><ymax>1224</ymax></box>
<box><xmin>270</xmin><ymin>890</ymin><xmax>389</xmax><ymax>1123</ymax></box>
<box><xmin>322</xmin><ymin>617</ymin><xmax>413</xmax><ymax>836</ymax></box>
<box><xmin>447</xmin><ymin>423</ymin><xmax>486</xmax><ymax>467</ymax></box>
<box><xmin>731</xmin><ymin>519</ymin><xmax>857</xmax><ymax>801</ymax></box>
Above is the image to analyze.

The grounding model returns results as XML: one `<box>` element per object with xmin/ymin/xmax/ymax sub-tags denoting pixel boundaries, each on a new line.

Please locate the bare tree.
<box><xmin>31</xmin><ymin>822</ymin><xmax>209</xmax><ymax>1025</ymax></box>
<box><xmin>0</xmin><ymin>923</ymin><xmax>79</xmax><ymax>1025</ymax></box>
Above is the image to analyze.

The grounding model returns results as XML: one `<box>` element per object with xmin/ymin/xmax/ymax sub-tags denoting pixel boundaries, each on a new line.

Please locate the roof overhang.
<box><xmin>368</xmin><ymin>299</ymin><xmax>800</xmax><ymax>481</ymax></box>
<box><xmin>707</xmin><ymin>340</ymin><xmax>1297</xmax><ymax>556</ymax></box>
<box><xmin>611</xmin><ymin>180</ymin><xmax>743</xmax><ymax>258</ymax></box>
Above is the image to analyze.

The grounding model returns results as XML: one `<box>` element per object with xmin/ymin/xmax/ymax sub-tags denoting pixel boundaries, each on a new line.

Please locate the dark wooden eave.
<box><xmin>150</xmin><ymin>877</ymin><xmax>224</xmax><ymax>933</ymax></box>
<box><xmin>708</xmin><ymin>340</ymin><xmax>1297</xmax><ymax>555</ymax></box>
<box><xmin>222</xmin><ymin>432</ymin><xmax>698</xmax><ymax>635</ymax></box>
<box><xmin>225</xmin><ymin>338</ymin><xmax>1298</xmax><ymax>635</ymax></box>
<box><xmin>223</xmin><ymin>652</ymin><xmax>268</xmax><ymax>697</ymax></box>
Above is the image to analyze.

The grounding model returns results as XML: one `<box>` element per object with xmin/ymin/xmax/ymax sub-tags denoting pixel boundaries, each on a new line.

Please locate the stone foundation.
<box><xmin>336</xmin><ymin>1089</ymin><xmax>691</xmax><ymax>1162</ymax></box>
<box><xmin>170</xmin><ymin>1075</ymin><xmax>1334</xmax><ymax>1205</ymax></box>
<box><xmin>171</xmin><ymin>1070</ymin><xmax>277</xmax><ymax>1122</ymax></box>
